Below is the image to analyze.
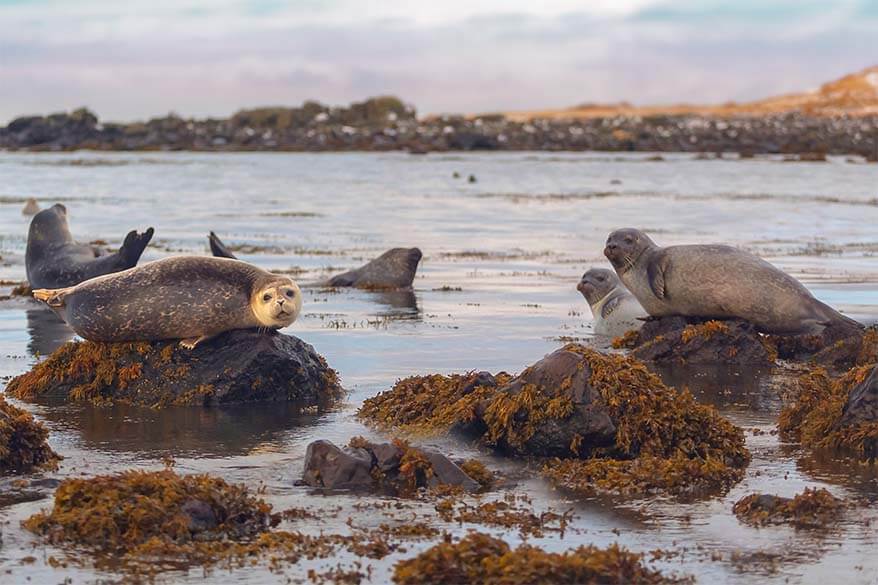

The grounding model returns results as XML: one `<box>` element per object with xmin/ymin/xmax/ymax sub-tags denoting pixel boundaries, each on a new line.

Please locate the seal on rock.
<box><xmin>209</xmin><ymin>232</ymin><xmax>422</xmax><ymax>290</ymax></box>
<box><xmin>603</xmin><ymin>228</ymin><xmax>862</xmax><ymax>336</ymax></box>
<box><xmin>32</xmin><ymin>256</ymin><xmax>302</xmax><ymax>349</ymax></box>
<box><xmin>26</xmin><ymin>204</ymin><xmax>154</xmax><ymax>289</ymax></box>
<box><xmin>577</xmin><ymin>267</ymin><xmax>647</xmax><ymax>337</ymax></box>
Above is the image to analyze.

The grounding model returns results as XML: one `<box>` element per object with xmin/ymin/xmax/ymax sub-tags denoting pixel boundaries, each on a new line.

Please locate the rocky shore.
<box><xmin>2</xmin><ymin>97</ymin><xmax>877</xmax><ymax>157</ymax></box>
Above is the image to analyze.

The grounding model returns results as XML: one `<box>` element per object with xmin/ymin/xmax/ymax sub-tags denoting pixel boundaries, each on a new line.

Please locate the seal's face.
<box><xmin>604</xmin><ymin>228</ymin><xmax>652</xmax><ymax>274</ymax></box>
<box><xmin>577</xmin><ymin>268</ymin><xmax>618</xmax><ymax>305</ymax></box>
<box><xmin>252</xmin><ymin>278</ymin><xmax>302</xmax><ymax>328</ymax></box>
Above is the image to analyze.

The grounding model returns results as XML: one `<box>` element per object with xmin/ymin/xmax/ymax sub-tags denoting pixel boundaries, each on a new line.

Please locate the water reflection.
<box><xmin>651</xmin><ymin>364</ymin><xmax>789</xmax><ymax>414</ymax></box>
<box><xmin>369</xmin><ymin>289</ymin><xmax>420</xmax><ymax>319</ymax></box>
<box><xmin>39</xmin><ymin>402</ymin><xmax>327</xmax><ymax>458</ymax></box>
<box><xmin>26</xmin><ymin>306</ymin><xmax>74</xmax><ymax>356</ymax></box>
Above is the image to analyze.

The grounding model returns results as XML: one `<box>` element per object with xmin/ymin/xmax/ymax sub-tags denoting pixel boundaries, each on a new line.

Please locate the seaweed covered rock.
<box><xmin>300</xmin><ymin>438</ymin><xmax>488</xmax><ymax>494</ymax></box>
<box><xmin>392</xmin><ymin>532</ymin><xmax>681</xmax><ymax>585</ymax></box>
<box><xmin>622</xmin><ymin>317</ymin><xmax>776</xmax><ymax>366</ymax></box>
<box><xmin>733</xmin><ymin>488</ymin><xmax>844</xmax><ymax>528</ymax></box>
<box><xmin>361</xmin><ymin>345</ymin><xmax>750</xmax><ymax>495</ymax></box>
<box><xmin>779</xmin><ymin>364</ymin><xmax>878</xmax><ymax>459</ymax></box>
<box><xmin>0</xmin><ymin>395</ymin><xmax>59</xmax><ymax>473</ymax></box>
<box><xmin>805</xmin><ymin>327</ymin><xmax>878</xmax><ymax>370</ymax></box>
<box><xmin>24</xmin><ymin>469</ymin><xmax>273</xmax><ymax>556</ymax></box>
<box><xmin>6</xmin><ymin>329</ymin><xmax>343</xmax><ymax>408</ymax></box>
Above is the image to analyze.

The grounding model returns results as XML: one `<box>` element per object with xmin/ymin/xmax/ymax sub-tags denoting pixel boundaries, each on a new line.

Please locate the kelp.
<box><xmin>0</xmin><ymin>395</ymin><xmax>60</xmax><ymax>473</ymax></box>
<box><xmin>392</xmin><ymin>532</ymin><xmax>684</xmax><ymax>585</ymax></box>
<box><xmin>733</xmin><ymin>488</ymin><xmax>845</xmax><ymax>528</ymax></box>
<box><xmin>360</xmin><ymin>344</ymin><xmax>749</xmax><ymax>496</ymax></box>
<box><xmin>778</xmin><ymin>365</ymin><xmax>878</xmax><ymax>458</ymax></box>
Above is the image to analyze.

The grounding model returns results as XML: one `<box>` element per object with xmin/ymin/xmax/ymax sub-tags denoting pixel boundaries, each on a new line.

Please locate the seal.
<box><xmin>26</xmin><ymin>203</ymin><xmax>154</xmax><ymax>289</ymax></box>
<box><xmin>603</xmin><ymin>228</ymin><xmax>863</xmax><ymax>336</ymax></box>
<box><xmin>209</xmin><ymin>232</ymin><xmax>422</xmax><ymax>290</ymax></box>
<box><xmin>577</xmin><ymin>267</ymin><xmax>647</xmax><ymax>337</ymax></box>
<box><xmin>32</xmin><ymin>256</ymin><xmax>302</xmax><ymax>349</ymax></box>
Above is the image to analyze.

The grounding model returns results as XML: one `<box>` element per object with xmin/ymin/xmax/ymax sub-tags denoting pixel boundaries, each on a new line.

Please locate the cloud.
<box><xmin>0</xmin><ymin>0</ymin><xmax>875</xmax><ymax>122</ymax></box>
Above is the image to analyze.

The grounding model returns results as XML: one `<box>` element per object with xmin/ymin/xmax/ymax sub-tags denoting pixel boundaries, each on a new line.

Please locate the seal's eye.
<box><xmin>597</xmin><ymin>275</ymin><xmax>605</xmax><ymax>281</ymax></box>
<box><xmin>262</xmin><ymin>293</ymin><xmax>272</xmax><ymax>302</ymax></box>
<box><xmin>284</xmin><ymin>289</ymin><xmax>295</xmax><ymax>298</ymax></box>
<box><xmin>624</xmin><ymin>236</ymin><xmax>634</xmax><ymax>244</ymax></box>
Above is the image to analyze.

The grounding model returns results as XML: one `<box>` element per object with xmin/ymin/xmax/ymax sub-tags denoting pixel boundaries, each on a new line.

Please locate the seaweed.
<box><xmin>392</xmin><ymin>532</ymin><xmax>684</xmax><ymax>585</ymax></box>
<box><xmin>733</xmin><ymin>488</ymin><xmax>845</xmax><ymax>528</ymax></box>
<box><xmin>778</xmin><ymin>365</ymin><xmax>878</xmax><ymax>457</ymax></box>
<box><xmin>360</xmin><ymin>344</ymin><xmax>749</xmax><ymax>496</ymax></box>
<box><xmin>0</xmin><ymin>395</ymin><xmax>60</xmax><ymax>473</ymax></box>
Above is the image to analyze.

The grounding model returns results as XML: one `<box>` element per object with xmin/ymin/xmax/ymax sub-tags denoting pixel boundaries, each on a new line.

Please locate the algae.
<box><xmin>733</xmin><ymin>488</ymin><xmax>845</xmax><ymax>528</ymax></box>
<box><xmin>392</xmin><ymin>532</ymin><xmax>684</xmax><ymax>585</ymax></box>
<box><xmin>778</xmin><ymin>365</ymin><xmax>878</xmax><ymax>458</ymax></box>
<box><xmin>0</xmin><ymin>395</ymin><xmax>60</xmax><ymax>473</ymax></box>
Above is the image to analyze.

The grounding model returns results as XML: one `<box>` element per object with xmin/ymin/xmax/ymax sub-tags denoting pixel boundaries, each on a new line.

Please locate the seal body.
<box><xmin>326</xmin><ymin>248</ymin><xmax>422</xmax><ymax>289</ymax></box>
<box><xmin>209</xmin><ymin>232</ymin><xmax>422</xmax><ymax>290</ymax></box>
<box><xmin>577</xmin><ymin>268</ymin><xmax>647</xmax><ymax>337</ymax></box>
<box><xmin>604</xmin><ymin>228</ymin><xmax>862</xmax><ymax>336</ymax></box>
<box><xmin>32</xmin><ymin>256</ymin><xmax>302</xmax><ymax>348</ymax></box>
<box><xmin>26</xmin><ymin>204</ymin><xmax>154</xmax><ymax>289</ymax></box>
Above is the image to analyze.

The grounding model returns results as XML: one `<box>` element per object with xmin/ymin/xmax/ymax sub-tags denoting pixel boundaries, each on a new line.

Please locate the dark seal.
<box><xmin>26</xmin><ymin>203</ymin><xmax>154</xmax><ymax>289</ymax></box>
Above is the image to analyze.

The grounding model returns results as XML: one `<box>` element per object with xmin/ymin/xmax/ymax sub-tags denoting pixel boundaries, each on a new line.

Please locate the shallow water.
<box><xmin>1</xmin><ymin>151</ymin><xmax>877</xmax><ymax>583</ymax></box>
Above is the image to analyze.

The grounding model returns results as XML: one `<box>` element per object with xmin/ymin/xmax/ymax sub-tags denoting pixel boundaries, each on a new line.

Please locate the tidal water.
<box><xmin>0</xmin><ymin>151</ymin><xmax>877</xmax><ymax>583</ymax></box>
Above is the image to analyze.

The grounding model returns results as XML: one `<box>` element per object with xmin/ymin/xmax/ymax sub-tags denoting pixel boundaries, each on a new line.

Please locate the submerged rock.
<box><xmin>6</xmin><ymin>329</ymin><xmax>343</xmax><ymax>408</ymax></box>
<box><xmin>300</xmin><ymin>438</ymin><xmax>486</xmax><ymax>494</ymax></box>
<box><xmin>733</xmin><ymin>488</ymin><xmax>844</xmax><ymax>528</ymax></box>
<box><xmin>0</xmin><ymin>395</ymin><xmax>60</xmax><ymax>473</ymax></box>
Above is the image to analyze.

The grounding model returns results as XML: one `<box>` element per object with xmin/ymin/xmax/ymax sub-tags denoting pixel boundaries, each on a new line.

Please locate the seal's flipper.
<box><xmin>33</xmin><ymin>287</ymin><xmax>72</xmax><ymax>308</ymax></box>
<box><xmin>119</xmin><ymin>227</ymin><xmax>154</xmax><ymax>266</ymax></box>
<box><xmin>208</xmin><ymin>232</ymin><xmax>238</xmax><ymax>260</ymax></box>
<box><xmin>647</xmin><ymin>255</ymin><xmax>669</xmax><ymax>300</ymax></box>
<box><xmin>326</xmin><ymin>273</ymin><xmax>356</xmax><ymax>287</ymax></box>
<box><xmin>179</xmin><ymin>334</ymin><xmax>213</xmax><ymax>349</ymax></box>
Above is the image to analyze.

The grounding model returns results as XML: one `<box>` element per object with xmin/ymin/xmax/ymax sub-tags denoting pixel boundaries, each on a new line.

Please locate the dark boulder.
<box><xmin>837</xmin><ymin>364</ymin><xmax>878</xmax><ymax>429</ymax></box>
<box><xmin>628</xmin><ymin>316</ymin><xmax>775</xmax><ymax>366</ymax></box>
<box><xmin>6</xmin><ymin>329</ymin><xmax>343</xmax><ymax>408</ymax></box>
<box><xmin>299</xmin><ymin>439</ymin><xmax>484</xmax><ymax>493</ymax></box>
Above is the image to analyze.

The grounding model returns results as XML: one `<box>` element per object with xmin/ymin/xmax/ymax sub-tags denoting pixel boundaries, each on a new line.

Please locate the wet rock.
<box><xmin>301</xmin><ymin>440</ymin><xmax>374</xmax><ymax>489</ymax></box>
<box><xmin>483</xmin><ymin>348</ymin><xmax>617</xmax><ymax>457</ymax></box>
<box><xmin>837</xmin><ymin>364</ymin><xmax>878</xmax><ymax>429</ymax></box>
<box><xmin>627</xmin><ymin>316</ymin><xmax>775</xmax><ymax>366</ymax></box>
<box><xmin>6</xmin><ymin>329</ymin><xmax>343</xmax><ymax>408</ymax></box>
<box><xmin>299</xmin><ymin>438</ymin><xmax>486</xmax><ymax>493</ymax></box>
<box><xmin>181</xmin><ymin>499</ymin><xmax>219</xmax><ymax>532</ymax></box>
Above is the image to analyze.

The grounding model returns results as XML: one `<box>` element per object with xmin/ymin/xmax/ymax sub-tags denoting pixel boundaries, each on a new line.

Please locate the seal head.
<box><xmin>604</xmin><ymin>228</ymin><xmax>656</xmax><ymax>275</ymax></box>
<box><xmin>577</xmin><ymin>268</ymin><xmax>619</xmax><ymax>306</ymax></box>
<box><xmin>251</xmin><ymin>278</ymin><xmax>303</xmax><ymax>328</ymax></box>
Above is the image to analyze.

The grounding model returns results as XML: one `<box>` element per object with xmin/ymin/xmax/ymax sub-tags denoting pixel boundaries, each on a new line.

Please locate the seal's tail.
<box><xmin>119</xmin><ymin>227</ymin><xmax>155</xmax><ymax>267</ymax></box>
<box><xmin>33</xmin><ymin>287</ymin><xmax>72</xmax><ymax>308</ymax></box>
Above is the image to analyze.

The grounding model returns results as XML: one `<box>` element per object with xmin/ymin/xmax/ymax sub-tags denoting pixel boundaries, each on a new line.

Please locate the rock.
<box><xmin>485</xmin><ymin>348</ymin><xmax>617</xmax><ymax>457</ymax></box>
<box><xmin>299</xmin><ymin>438</ymin><xmax>486</xmax><ymax>493</ymax></box>
<box><xmin>837</xmin><ymin>364</ymin><xmax>878</xmax><ymax>429</ymax></box>
<box><xmin>301</xmin><ymin>440</ymin><xmax>374</xmax><ymax>489</ymax></box>
<box><xmin>424</xmin><ymin>452</ymin><xmax>480</xmax><ymax>492</ymax></box>
<box><xmin>181</xmin><ymin>499</ymin><xmax>219</xmax><ymax>532</ymax></box>
<box><xmin>628</xmin><ymin>316</ymin><xmax>775</xmax><ymax>366</ymax></box>
<box><xmin>6</xmin><ymin>329</ymin><xmax>343</xmax><ymax>408</ymax></box>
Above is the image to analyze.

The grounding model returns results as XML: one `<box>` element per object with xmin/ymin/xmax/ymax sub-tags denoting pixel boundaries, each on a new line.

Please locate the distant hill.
<box><xmin>504</xmin><ymin>66</ymin><xmax>878</xmax><ymax>121</ymax></box>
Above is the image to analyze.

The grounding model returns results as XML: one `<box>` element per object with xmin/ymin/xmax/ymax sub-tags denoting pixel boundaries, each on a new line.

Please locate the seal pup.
<box><xmin>22</xmin><ymin>198</ymin><xmax>40</xmax><ymax>216</ymax></box>
<box><xmin>577</xmin><ymin>267</ymin><xmax>647</xmax><ymax>337</ymax></box>
<box><xmin>209</xmin><ymin>232</ymin><xmax>423</xmax><ymax>290</ymax></box>
<box><xmin>32</xmin><ymin>256</ymin><xmax>302</xmax><ymax>349</ymax></box>
<box><xmin>604</xmin><ymin>228</ymin><xmax>862</xmax><ymax>336</ymax></box>
<box><xmin>26</xmin><ymin>204</ymin><xmax>154</xmax><ymax>289</ymax></box>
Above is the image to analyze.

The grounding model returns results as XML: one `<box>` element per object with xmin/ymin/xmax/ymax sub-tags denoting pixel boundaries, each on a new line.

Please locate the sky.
<box><xmin>0</xmin><ymin>0</ymin><xmax>876</xmax><ymax>123</ymax></box>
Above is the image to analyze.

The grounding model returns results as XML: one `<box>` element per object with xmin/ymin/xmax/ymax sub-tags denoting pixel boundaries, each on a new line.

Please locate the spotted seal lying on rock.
<box><xmin>26</xmin><ymin>203</ymin><xmax>154</xmax><ymax>289</ymax></box>
<box><xmin>604</xmin><ymin>228</ymin><xmax>862</xmax><ymax>336</ymax></box>
<box><xmin>33</xmin><ymin>256</ymin><xmax>301</xmax><ymax>349</ymax></box>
